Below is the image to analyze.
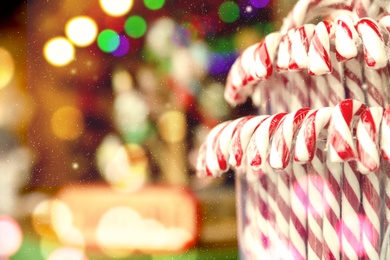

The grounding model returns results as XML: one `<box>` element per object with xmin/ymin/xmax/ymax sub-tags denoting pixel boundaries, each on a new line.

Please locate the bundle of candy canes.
<box><xmin>196</xmin><ymin>0</ymin><xmax>390</xmax><ymax>259</ymax></box>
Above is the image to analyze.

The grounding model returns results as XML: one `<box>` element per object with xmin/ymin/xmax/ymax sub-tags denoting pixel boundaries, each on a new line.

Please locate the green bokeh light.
<box><xmin>124</xmin><ymin>15</ymin><xmax>147</xmax><ymax>38</ymax></box>
<box><xmin>143</xmin><ymin>0</ymin><xmax>165</xmax><ymax>10</ymax></box>
<box><xmin>218</xmin><ymin>1</ymin><xmax>240</xmax><ymax>23</ymax></box>
<box><xmin>97</xmin><ymin>30</ymin><xmax>120</xmax><ymax>53</ymax></box>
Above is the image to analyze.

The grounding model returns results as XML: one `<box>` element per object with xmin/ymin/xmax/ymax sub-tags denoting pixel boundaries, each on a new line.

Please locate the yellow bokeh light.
<box><xmin>31</xmin><ymin>200</ymin><xmax>59</xmax><ymax>238</ymax></box>
<box><xmin>157</xmin><ymin>110</ymin><xmax>187</xmax><ymax>143</ymax></box>
<box><xmin>0</xmin><ymin>48</ymin><xmax>14</xmax><ymax>89</ymax></box>
<box><xmin>44</xmin><ymin>37</ymin><xmax>75</xmax><ymax>66</ymax></box>
<box><xmin>51</xmin><ymin>106</ymin><xmax>84</xmax><ymax>140</ymax></box>
<box><xmin>99</xmin><ymin>0</ymin><xmax>134</xmax><ymax>17</ymax></box>
<box><xmin>65</xmin><ymin>16</ymin><xmax>98</xmax><ymax>47</ymax></box>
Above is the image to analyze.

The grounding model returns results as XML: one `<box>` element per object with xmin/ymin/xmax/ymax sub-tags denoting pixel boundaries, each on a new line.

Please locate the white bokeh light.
<box><xmin>99</xmin><ymin>0</ymin><xmax>134</xmax><ymax>17</ymax></box>
<box><xmin>65</xmin><ymin>16</ymin><xmax>98</xmax><ymax>47</ymax></box>
<box><xmin>43</xmin><ymin>37</ymin><xmax>75</xmax><ymax>66</ymax></box>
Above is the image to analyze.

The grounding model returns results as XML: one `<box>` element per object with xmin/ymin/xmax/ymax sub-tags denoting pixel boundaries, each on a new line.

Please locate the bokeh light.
<box><xmin>144</xmin><ymin>0</ymin><xmax>165</xmax><ymax>10</ymax></box>
<box><xmin>112</xmin><ymin>35</ymin><xmax>130</xmax><ymax>57</ymax></box>
<box><xmin>146</xmin><ymin>17</ymin><xmax>175</xmax><ymax>58</ymax></box>
<box><xmin>65</xmin><ymin>16</ymin><xmax>98</xmax><ymax>47</ymax></box>
<box><xmin>51</xmin><ymin>106</ymin><xmax>84</xmax><ymax>140</ymax></box>
<box><xmin>97</xmin><ymin>29</ymin><xmax>120</xmax><ymax>53</ymax></box>
<box><xmin>218</xmin><ymin>1</ymin><xmax>240</xmax><ymax>23</ymax></box>
<box><xmin>99</xmin><ymin>0</ymin><xmax>134</xmax><ymax>17</ymax></box>
<box><xmin>0</xmin><ymin>48</ymin><xmax>14</xmax><ymax>89</ymax></box>
<box><xmin>96</xmin><ymin>206</ymin><xmax>192</xmax><ymax>254</ymax></box>
<box><xmin>113</xmin><ymin>91</ymin><xmax>149</xmax><ymax>136</ymax></box>
<box><xmin>157</xmin><ymin>110</ymin><xmax>187</xmax><ymax>143</ymax></box>
<box><xmin>250</xmin><ymin>0</ymin><xmax>271</xmax><ymax>8</ymax></box>
<box><xmin>112</xmin><ymin>69</ymin><xmax>134</xmax><ymax>94</ymax></box>
<box><xmin>32</xmin><ymin>200</ymin><xmax>57</xmax><ymax>238</ymax></box>
<box><xmin>43</xmin><ymin>37</ymin><xmax>75</xmax><ymax>66</ymax></box>
<box><xmin>124</xmin><ymin>16</ymin><xmax>147</xmax><ymax>38</ymax></box>
<box><xmin>48</xmin><ymin>247</ymin><xmax>88</xmax><ymax>260</ymax></box>
<box><xmin>98</xmin><ymin>143</ymin><xmax>149</xmax><ymax>192</ymax></box>
<box><xmin>0</xmin><ymin>216</ymin><xmax>22</xmax><ymax>257</ymax></box>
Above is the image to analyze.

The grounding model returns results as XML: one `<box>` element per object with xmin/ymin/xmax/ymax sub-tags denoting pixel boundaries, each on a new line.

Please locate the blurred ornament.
<box><xmin>122</xmin><ymin>121</ymin><xmax>154</xmax><ymax>144</ymax></box>
<box><xmin>143</xmin><ymin>0</ymin><xmax>165</xmax><ymax>10</ymax></box>
<box><xmin>0</xmin><ymin>129</ymin><xmax>33</xmax><ymax>217</ymax></box>
<box><xmin>44</xmin><ymin>37</ymin><xmax>75</xmax><ymax>66</ymax></box>
<box><xmin>0</xmin><ymin>48</ymin><xmax>14</xmax><ymax>89</ymax></box>
<box><xmin>124</xmin><ymin>15</ymin><xmax>147</xmax><ymax>39</ymax></box>
<box><xmin>172</xmin><ymin>25</ymin><xmax>191</xmax><ymax>47</ymax></box>
<box><xmin>171</xmin><ymin>48</ymin><xmax>192</xmax><ymax>85</ymax></box>
<box><xmin>146</xmin><ymin>17</ymin><xmax>175</xmax><ymax>58</ymax></box>
<box><xmin>189</xmin><ymin>42</ymin><xmax>210</xmax><ymax>79</ymax></box>
<box><xmin>218</xmin><ymin>1</ymin><xmax>240</xmax><ymax>23</ymax></box>
<box><xmin>96</xmin><ymin>137</ymin><xmax>149</xmax><ymax>192</ymax></box>
<box><xmin>97</xmin><ymin>29</ymin><xmax>120</xmax><ymax>53</ymax></box>
<box><xmin>99</xmin><ymin>0</ymin><xmax>134</xmax><ymax>17</ymax></box>
<box><xmin>0</xmin><ymin>216</ymin><xmax>22</xmax><ymax>258</ymax></box>
<box><xmin>157</xmin><ymin>110</ymin><xmax>187</xmax><ymax>143</ymax></box>
<box><xmin>199</xmin><ymin>82</ymin><xmax>231</xmax><ymax>120</ymax></box>
<box><xmin>112</xmin><ymin>68</ymin><xmax>134</xmax><ymax>94</ymax></box>
<box><xmin>95</xmin><ymin>134</ymin><xmax>122</xmax><ymax>172</ymax></box>
<box><xmin>113</xmin><ymin>90</ymin><xmax>149</xmax><ymax>134</ymax></box>
<box><xmin>51</xmin><ymin>106</ymin><xmax>84</xmax><ymax>141</ymax></box>
<box><xmin>65</xmin><ymin>16</ymin><xmax>98</xmax><ymax>47</ymax></box>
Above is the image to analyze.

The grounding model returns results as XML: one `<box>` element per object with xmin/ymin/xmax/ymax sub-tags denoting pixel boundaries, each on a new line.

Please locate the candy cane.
<box><xmin>229</xmin><ymin>115</ymin><xmax>268</xmax><ymax>169</ymax></box>
<box><xmin>308</xmin><ymin>20</ymin><xmax>335</xmax><ymax>75</ymax></box>
<box><xmin>357</xmin><ymin>107</ymin><xmax>383</xmax><ymax>259</ymax></box>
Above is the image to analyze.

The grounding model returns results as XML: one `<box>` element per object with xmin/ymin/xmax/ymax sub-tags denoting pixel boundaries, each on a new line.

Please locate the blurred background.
<box><xmin>0</xmin><ymin>0</ymin><xmax>293</xmax><ymax>259</ymax></box>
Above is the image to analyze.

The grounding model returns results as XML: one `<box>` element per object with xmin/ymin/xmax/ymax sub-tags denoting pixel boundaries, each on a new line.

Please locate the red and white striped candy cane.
<box><xmin>246</xmin><ymin>112</ymin><xmax>287</xmax><ymax>170</ymax></box>
<box><xmin>229</xmin><ymin>115</ymin><xmax>268</xmax><ymax>169</ymax></box>
<box><xmin>224</xmin><ymin>32</ymin><xmax>281</xmax><ymax>106</ymax></box>
<box><xmin>381</xmin><ymin>107</ymin><xmax>390</xmax><ymax>246</ymax></box>
<box><xmin>289</xmin><ymin>24</ymin><xmax>316</xmax><ymax>70</ymax></box>
<box><xmin>270</xmin><ymin>108</ymin><xmax>311</xmax><ymax>169</ymax></box>
<box><xmin>357</xmin><ymin>107</ymin><xmax>383</xmax><ymax>259</ymax></box>
<box><xmin>334</xmin><ymin>14</ymin><xmax>359</xmax><ymax>62</ymax></box>
<box><xmin>294</xmin><ymin>108</ymin><xmax>333</xmax><ymax>163</ymax></box>
<box><xmin>328</xmin><ymin>99</ymin><xmax>366</xmax><ymax>162</ymax></box>
<box><xmin>356</xmin><ymin>107</ymin><xmax>383</xmax><ymax>173</ymax></box>
<box><xmin>213</xmin><ymin>118</ymin><xmax>243</xmax><ymax>174</ymax></box>
<box><xmin>308</xmin><ymin>20</ymin><xmax>335</xmax><ymax>75</ymax></box>
<box><xmin>280</xmin><ymin>0</ymin><xmax>352</xmax><ymax>34</ymax></box>
<box><xmin>196</xmin><ymin>121</ymin><xmax>230</xmax><ymax>177</ymax></box>
<box><xmin>295</xmin><ymin>107</ymin><xmax>332</xmax><ymax>260</ymax></box>
<box><xmin>356</xmin><ymin>17</ymin><xmax>387</xmax><ymax>69</ymax></box>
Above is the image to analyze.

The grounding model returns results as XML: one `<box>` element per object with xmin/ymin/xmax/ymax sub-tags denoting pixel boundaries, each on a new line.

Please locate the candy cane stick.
<box><xmin>294</xmin><ymin>105</ymin><xmax>332</xmax><ymax>259</ymax></box>
<box><xmin>229</xmin><ymin>115</ymin><xmax>268</xmax><ymax>169</ymax></box>
<box><xmin>196</xmin><ymin>121</ymin><xmax>230</xmax><ymax>177</ymax></box>
<box><xmin>289</xmin><ymin>24</ymin><xmax>316</xmax><ymax>70</ymax></box>
<box><xmin>356</xmin><ymin>107</ymin><xmax>383</xmax><ymax>259</ymax></box>
<box><xmin>280</xmin><ymin>0</ymin><xmax>352</xmax><ymax>34</ymax></box>
<box><xmin>308</xmin><ymin>20</ymin><xmax>335</xmax><ymax>75</ymax></box>
<box><xmin>269</xmin><ymin>109</ymin><xmax>311</xmax><ymax>259</ymax></box>
<box><xmin>356</xmin><ymin>17</ymin><xmax>387</xmax><ymax>69</ymax></box>
<box><xmin>381</xmin><ymin>107</ymin><xmax>390</xmax><ymax>249</ymax></box>
<box><xmin>224</xmin><ymin>32</ymin><xmax>281</xmax><ymax>106</ymax></box>
<box><xmin>334</xmin><ymin>14</ymin><xmax>359</xmax><ymax>62</ymax></box>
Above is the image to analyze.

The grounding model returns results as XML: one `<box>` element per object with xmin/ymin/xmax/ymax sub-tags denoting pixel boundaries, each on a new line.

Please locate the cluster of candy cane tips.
<box><xmin>224</xmin><ymin>12</ymin><xmax>390</xmax><ymax>107</ymax></box>
<box><xmin>196</xmin><ymin>99</ymin><xmax>388</xmax><ymax>177</ymax></box>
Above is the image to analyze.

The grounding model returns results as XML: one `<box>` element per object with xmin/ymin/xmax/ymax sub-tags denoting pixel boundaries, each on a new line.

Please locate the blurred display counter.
<box><xmin>12</xmin><ymin>183</ymin><xmax>238</xmax><ymax>259</ymax></box>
